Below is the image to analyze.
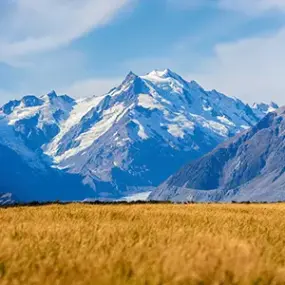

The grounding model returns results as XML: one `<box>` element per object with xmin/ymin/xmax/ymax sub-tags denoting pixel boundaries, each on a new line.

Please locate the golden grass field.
<box><xmin>1</xmin><ymin>204</ymin><xmax>285</xmax><ymax>285</ymax></box>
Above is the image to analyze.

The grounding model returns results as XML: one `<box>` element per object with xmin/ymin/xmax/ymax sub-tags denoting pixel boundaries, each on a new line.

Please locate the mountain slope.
<box><xmin>0</xmin><ymin>112</ymin><xmax>95</xmax><ymax>203</ymax></box>
<box><xmin>1</xmin><ymin>91</ymin><xmax>75</xmax><ymax>150</ymax></box>
<box><xmin>44</xmin><ymin>69</ymin><xmax>268</xmax><ymax>198</ymax></box>
<box><xmin>0</xmin><ymin>140</ymin><xmax>96</xmax><ymax>203</ymax></box>
<box><xmin>150</xmin><ymin>107</ymin><xmax>285</xmax><ymax>202</ymax></box>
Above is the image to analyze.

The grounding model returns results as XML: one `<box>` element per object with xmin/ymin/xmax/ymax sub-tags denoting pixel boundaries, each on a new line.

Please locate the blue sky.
<box><xmin>0</xmin><ymin>0</ymin><xmax>285</xmax><ymax>104</ymax></box>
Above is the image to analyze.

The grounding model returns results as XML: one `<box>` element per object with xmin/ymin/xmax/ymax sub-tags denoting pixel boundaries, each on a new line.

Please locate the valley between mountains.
<box><xmin>0</xmin><ymin>69</ymin><xmax>281</xmax><ymax>203</ymax></box>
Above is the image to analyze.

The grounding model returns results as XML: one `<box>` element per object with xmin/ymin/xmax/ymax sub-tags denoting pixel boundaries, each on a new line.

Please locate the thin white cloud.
<box><xmin>0</xmin><ymin>0</ymin><xmax>132</xmax><ymax>64</ymax></box>
<box><xmin>188</xmin><ymin>28</ymin><xmax>285</xmax><ymax>104</ymax></box>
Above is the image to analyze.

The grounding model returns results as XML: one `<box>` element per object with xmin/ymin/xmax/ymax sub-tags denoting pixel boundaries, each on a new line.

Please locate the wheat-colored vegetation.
<box><xmin>1</xmin><ymin>204</ymin><xmax>285</xmax><ymax>285</ymax></box>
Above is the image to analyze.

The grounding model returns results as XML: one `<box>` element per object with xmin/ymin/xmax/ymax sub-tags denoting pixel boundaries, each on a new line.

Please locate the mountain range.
<box><xmin>150</xmin><ymin>107</ymin><xmax>285</xmax><ymax>202</ymax></box>
<box><xmin>0</xmin><ymin>69</ymin><xmax>280</xmax><ymax>203</ymax></box>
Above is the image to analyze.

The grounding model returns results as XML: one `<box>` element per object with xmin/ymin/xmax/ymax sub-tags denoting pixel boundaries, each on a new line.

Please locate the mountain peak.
<box><xmin>252</xmin><ymin>101</ymin><xmax>279</xmax><ymax>117</ymax></box>
<box><xmin>125</xmin><ymin>70</ymin><xmax>138</xmax><ymax>80</ymax></box>
<box><xmin>147</xmin><ymin>68</ymin><xmax>179</xmax><ymax>79</ymax></box>
<box><xmin>120</xmin><ymin>71</ymin><xmax>139</xmax><ymax>87</ymax></box>
<box><xmin>1</xmin><ymin>100</ymin><xmax>21</xmax><ymax>115</ymax></box>
<box><xmin>46</xmin><ymin>90</ymin><xmax>58</xmax><ymax>99</ymax></box>
<box><xmin>270</xmin><ymin>101</ymin><xmax>279</xmax><ymax>109</ymax></box>
<box><xmin>188</xmin><ymin>80</ymin><xmax>203</xmax><ymax>89</ymax></box>
<box><xmin>21</xmin><ymin>95</ymin><xmax>44</xmax><ymax>107</ymax></box>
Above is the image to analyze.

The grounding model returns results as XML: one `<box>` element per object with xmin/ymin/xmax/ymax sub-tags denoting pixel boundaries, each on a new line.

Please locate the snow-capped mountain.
<box><xmin>252</xmin><ymin>101</ymin><xmax>279</xmax><ymax>119</ymax></box>
<box><xmin>0</xmin><ymin>100</ymin><xmax>96</xmax><ymax>203</ymax></box>
<box><xmin>43</xmin><ymin>69</ymin><xmax>272</xmax><ymax>198</ymax></box>
<box><xmin>150</xmin><ymin>107</ymin><xmax>285</xmax><ymax>202</ymax></box>
<box><xmin>0</xmin><ymin>69</ymin><xmax>279</xmax><ymax>202</ymax></box>
<box><xmin>0</xmin><ymin>91</ymin><xmax>75</xmax><ymax>150</ymax></box>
